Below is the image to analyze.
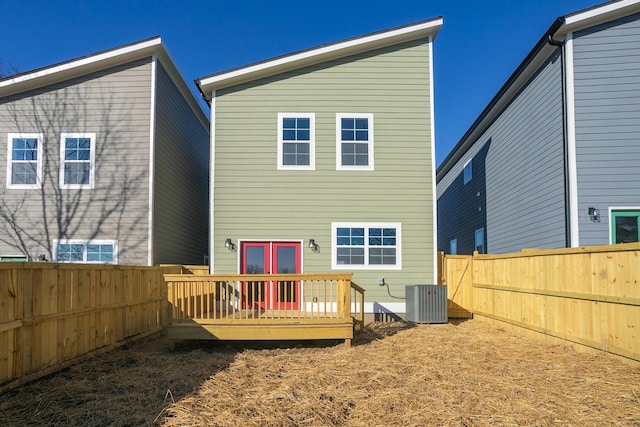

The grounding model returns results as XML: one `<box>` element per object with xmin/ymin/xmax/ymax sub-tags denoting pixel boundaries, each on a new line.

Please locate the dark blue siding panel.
<box><xmin>438</xmin><ymin>52</ymin><xmax>566</xmax><ymax>254</ymax></box>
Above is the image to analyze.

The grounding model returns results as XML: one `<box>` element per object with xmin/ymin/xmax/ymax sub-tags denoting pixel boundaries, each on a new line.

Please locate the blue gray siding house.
<box><xmin>0</xmin><ymin>37</ymin><xmax>209</xmax><ymax>265</ymax></box>
<box><xmin>437</xmin><ymin>0</ymin><xmax>640</xmax><ymax>254</ymax></box>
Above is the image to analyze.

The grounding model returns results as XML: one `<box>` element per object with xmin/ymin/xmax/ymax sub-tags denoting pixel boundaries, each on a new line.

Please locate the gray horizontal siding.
<box><xmin>573</xmin><ymin>12</ymin><xmax>640</xmax><ymax>245</ymax></box>
<box><xmin>438</xmin><ymin>52</ymin><xmax>566</xmax><ymax>254</ymax></box>
<box><xmin>152</xmin><ymin>61</ymin><xmax>209</xmax><ymax>265</ymax></box>
<box><xmin>0</xmin><ymin>59</ymin><xmax>152</xmax><ymax>264</ymax></box>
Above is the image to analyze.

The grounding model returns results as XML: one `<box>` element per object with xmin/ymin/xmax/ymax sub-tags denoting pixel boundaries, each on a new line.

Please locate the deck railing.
<box><xmin>163</xmin><ymin>273</ymin><xmax>364</xmax><ymax>325</ymax></box>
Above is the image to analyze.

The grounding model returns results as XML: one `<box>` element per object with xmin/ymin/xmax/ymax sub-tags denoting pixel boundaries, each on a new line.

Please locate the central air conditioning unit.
<box><xmin>405</xmin><ymin>284</ymin><xmax>448</xmax><ymax>324</ymax></box>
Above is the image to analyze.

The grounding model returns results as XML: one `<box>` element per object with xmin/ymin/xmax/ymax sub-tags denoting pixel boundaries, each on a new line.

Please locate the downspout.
<box><xmin>547</xmin><ymin>34</ymin><xmax>572</xmax><ymax>248</ymax></box>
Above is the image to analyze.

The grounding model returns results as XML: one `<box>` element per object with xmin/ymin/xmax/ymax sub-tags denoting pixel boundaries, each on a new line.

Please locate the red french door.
<box><xmin>240</xmin><ymin>242</ymin><xmax>301</xmax><ymax>310</ymax></box>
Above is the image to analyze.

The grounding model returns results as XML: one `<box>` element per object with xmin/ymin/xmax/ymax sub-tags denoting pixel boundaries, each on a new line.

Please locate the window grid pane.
<box><xmin>12</xmin><ymin>138</ymin><xmax>38</xmax><ymax>161</ymax></box>
<box><xmin>57</xmin><ymin>244</ymin><xmax>84</xmax><ymax>262</ymax></box>
<box><xmin>282</xmin><ymin>142</ymin><xmax>310</xmax><ymax>166</ymax></box>
<box><xmin>281</xmin><ymin>116</ymin><xmax>311</xmax><ymax>166</ymax></box>
<box><xmin>87</xmin><ymin>244</ymin><xmax>114</xmax><ymax>262</ymax></box>
<box><xmin>63</xmin><ymin>137</ymin><xmax>92</xmax><ymax>185</ymax></box>
<box><xmin>339</xmin><ymin>116</ymin><xmax>370</xmax><ymax>167</ymax></box>
<box><xmin>56</xmin><ymin>241</ymin><xmax>116</xmax><ymax>263</ymax></box>
<box><xmin>10</xmin><ymin>137</ymin><xmax>39</xmax><ymax>185</ymax></box>
<box><xmin>336</xmin><ymin>226</ymin><xmax>398</xmax><ymax>267</ymax></box>
<box><xmin>11</xmin><ymin>163</ymin><xmax>38</xmax><ymax>185</ymax></box>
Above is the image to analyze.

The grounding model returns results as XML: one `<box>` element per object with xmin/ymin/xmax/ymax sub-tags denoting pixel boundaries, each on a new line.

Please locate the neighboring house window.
<box><xmin>60</xmin><ymin>133</ymin><xmax>95</xmax><ymax>188</ymax></box>
<box><xmin>475</xmin><ymin>227</ymin><xmax>484</xmax><ymax>254</ymax></box>
<box><xmin>610</xmin><ymin>209</ymin><xmax>640</xmax><ymax>244</ymax></box>
<box><xmin>450</xmin><ymin>239</ymin><xmax>457</xmax><ymax>255</ymax></box>
<box><xmin>277</xmin><ymin>113</ymin><xmax>315</xmax><ymax>170</ymax></box>
<box><xmin>332</xmin><ymin>222</ymin><xmax>401</xmax><ymax>270</ymax></box>
<box><xmin>336</xmin><ymin>113</ymin><xmax>374</xmax><ymax>170</ymax></box>
<box><xmin>0</xmin><ymin>255</ymin><xmax>28</xmax><ymax>262</ymax></box>
<box><xmin>7</xmin><ymin>133</ymin><xmax>43</xmax><ymax>189</ymax></box>
<box><xmin>463</xmin><ymin>159</ymin><xmax>472</xmax><ymax>184</ymax></box>
<box><xmin>53</xmin><ymin>239</ymin><xmax>117</xmax><ymax>263</ymax></box>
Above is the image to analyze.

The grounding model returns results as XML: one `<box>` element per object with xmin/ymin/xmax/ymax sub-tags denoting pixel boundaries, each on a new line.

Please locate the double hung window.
<box><xmin>336</xmin><ymin>113</ymin><xmax>374</xmax><ymax>170</ymax></box>
<box><xmin>54</xmin><ymin>240</ymin><xmax>117</xmax><ymax>263</ymax></box>
<box><xmin>277</xmin><ymin>113</ymin><xmax>315</xmax><ymax>170</ymax></box>
<box><xmin>332</xmin><ymin>222</ymin><xmax>401</xmax><ymax>270</ymax></box>
<box><xmin>60</xmin><ymin>133</ymin><xmax>95</xmax><ymax>188</ymax></box>
<box><xmin>7</xmin><ymin>133</ymin><xmax>43</xmax><ymax>189</ymax></box>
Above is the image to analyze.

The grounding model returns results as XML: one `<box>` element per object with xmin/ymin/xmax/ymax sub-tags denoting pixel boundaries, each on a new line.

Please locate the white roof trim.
<box><xmin>0</xmin><ymin>38</ymin><xmax>161</xmax><ymax>88</ymax></box>
<box><xmin>0</xmin><ymin>36</ymin><xmax>209</xmax><ymax>129</ymax></box>
<box><xmin>199</xmin><ymin>18</ymin><xmax>443</xmax><ymax>91</ymax></box>
<box><xmin>437</xmin><ymin>0</ymin><xmax>640</xmax><ymax>180</ymax></box>
<box><xmin>561</xmin><ymin>0</ymin><xmax>640</xmax><ymax>34</ymax></box>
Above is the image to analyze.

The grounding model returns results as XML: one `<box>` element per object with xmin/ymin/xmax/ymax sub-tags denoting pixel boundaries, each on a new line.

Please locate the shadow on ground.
<box><xmin>0</xmin><ymin>322</ymin><xmax>412</xmax><ymax>426</ymax></box>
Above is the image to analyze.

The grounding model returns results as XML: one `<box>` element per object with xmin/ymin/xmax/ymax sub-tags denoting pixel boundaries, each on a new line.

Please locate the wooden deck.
<box><xmin>163</xmin><ymin>273</ymin><xmax>365</xmax><ymax>347</ymax></box>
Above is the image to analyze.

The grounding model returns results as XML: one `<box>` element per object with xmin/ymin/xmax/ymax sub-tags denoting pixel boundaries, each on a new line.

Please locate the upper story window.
<box><xmin>7</xmin><ymin>133</ymin><xmax>43</xmax><ymax>189</ymax></box>
<box><xmin>336</xmin><ymin>113</ymin><xmax>374</xmax><ymax>171</ymax></box>
<box><xmin>332</xmin><ymin>222</ymin><xmax>401</xmax><ymax>270</ymax></box>
<box><xmin>463</xmin><ymin>159</ymin><xmax>472</xmax><ymax>184</ymax></box>
<box><xmin>60</xmin><ymin>133</ymin><xmax>95</xmax><ymax>189</ymax></box>
<box><xmin>277</xmin><ymin>113</ymin><xmax>315</xmax><ymax>170</ymax></box>
<box><xmin>53</xmin><ymin>239</ymin><xmax>117</xmax><ymax>263</ymax></box>
<box><xmin>450</xmin><ymin>239</ymin><xmax>457</xmax><ymax>255</ymax></box>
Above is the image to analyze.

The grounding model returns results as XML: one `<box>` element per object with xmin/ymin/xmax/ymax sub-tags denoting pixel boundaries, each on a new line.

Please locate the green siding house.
<box><xmin>197</xmin><ymin>18</ymin><xmax>442</xmax><ymax>316</ymax></box>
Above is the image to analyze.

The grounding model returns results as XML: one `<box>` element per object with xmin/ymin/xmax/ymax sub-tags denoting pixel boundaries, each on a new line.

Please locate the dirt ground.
<box><xmin>1</xmin><ymin>320</ymin><xmax>639</xmax><ymax>426</ymax></box>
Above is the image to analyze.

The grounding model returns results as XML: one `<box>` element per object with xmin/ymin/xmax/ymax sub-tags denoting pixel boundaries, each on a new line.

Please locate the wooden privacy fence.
<box><xmin>439</xmin><ymin>242</ymin><xmax>640</xmax><ymax>363</ymax></box>
<box><xmin>0</xmin><ymin>263</ymin><xmax>181</xmax><ymax>394</ymax></box>
<box><xmin>163</xmin><ymin>273</ymin><xmax>365</xmax><ymax>346</ymax></box>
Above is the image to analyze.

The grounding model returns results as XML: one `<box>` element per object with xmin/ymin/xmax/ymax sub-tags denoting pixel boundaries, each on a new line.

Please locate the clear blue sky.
<box><xmin>1</xmin><ymin>0</ymin><xmax>604</xmax><ymax>165</ymax></box>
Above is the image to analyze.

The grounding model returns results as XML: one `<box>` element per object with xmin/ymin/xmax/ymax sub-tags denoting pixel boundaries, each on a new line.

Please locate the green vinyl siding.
<box><xmin>214</xmin><ymin>38</ymin><xmax>434</xmax><ymax>300</ymax></box>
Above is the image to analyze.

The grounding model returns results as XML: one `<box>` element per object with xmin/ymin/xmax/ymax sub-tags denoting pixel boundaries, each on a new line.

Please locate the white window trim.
<box><xmin>53</xmin><ymin>239</ymin><xmax>118</xmax><ymax>264</ymax></box>
<box><xmin>331</xmin><ymin>222</ymin><xmax>401</xmax><ymax>270</ymax></box>
<box><xmin>463</xmin><ymin>159</ymin><xmax>472</xmax><ymax>184</ymax></box>
<box><xmin>6</xmin><ymin>133</ymin><xmax>44</xmax><ymax>189</ymax></box>
<box><xmin>336</xmin><ymin>113</ymin><xmax>374</xmax><ymax>171</ymax></box>
<box><xmin>59</xmin><ymin>132</ymin><xmax>96</xmax><ymax>189</ymax></box>
<box><xmin>277</xmin><ymin>113</ymin><xmax>315</xmax><ymax>170</ymax></box>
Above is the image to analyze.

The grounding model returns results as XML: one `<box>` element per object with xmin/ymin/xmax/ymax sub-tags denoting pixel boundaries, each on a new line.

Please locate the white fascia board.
<box><xmin>199</xmin><ymin>18</ymin><xmax>443</xmax><ymax>92</ymax></box>
<box><xmin>0</xmin><ymin>38</ymin><xmax>162</xmax><ymax>96</ymax></box>
<box><xmin>560</xmin><ymin>0</ymin><xmax>640</xmax><ymax>34</ymax></box>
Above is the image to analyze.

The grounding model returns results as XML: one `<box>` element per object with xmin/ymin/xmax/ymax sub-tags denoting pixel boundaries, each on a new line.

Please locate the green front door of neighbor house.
<box><xmin>610</xmin><ymin>210</ymin><xmax>640</xmax><ymax>244</ymax></box>
<box><xmin>240</xmin><ymin>242</ymin><xmax>301</xmax><ymax>310</ymax></box>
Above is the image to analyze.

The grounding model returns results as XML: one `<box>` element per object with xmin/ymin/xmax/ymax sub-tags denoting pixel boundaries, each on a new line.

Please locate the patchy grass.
<box><xmin>1</xmin><ymin>320</ymin><xmax>639</xmax><ymax>426</ymax></box>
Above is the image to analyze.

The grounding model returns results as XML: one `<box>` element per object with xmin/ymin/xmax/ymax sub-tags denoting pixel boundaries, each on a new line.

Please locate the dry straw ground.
<box><xmin>1</xmin><ymin>320</ymin><xmax>639</xmax><ymax>426</ymax></box>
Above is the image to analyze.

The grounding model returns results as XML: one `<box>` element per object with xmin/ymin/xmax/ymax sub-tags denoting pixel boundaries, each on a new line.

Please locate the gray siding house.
<box><xmin>0</xmin><ymin>37</ymin><xmax>209</xmax><ymax>265</ymax></box>
<box><xmin>197</xmin><ymin>18</ymin><xmax>442</xmax><ymax>315</ymax></box>
<box><xmin>437</xmin><ymin>0</ymin><xmax>640</xmax><ymax>254</ymax></box>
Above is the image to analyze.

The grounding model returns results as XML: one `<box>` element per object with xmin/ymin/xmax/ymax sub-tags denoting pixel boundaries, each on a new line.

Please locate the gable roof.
<box><xmin>196</xmin><ymin>17</ymin><xmax>443</xmax><ymax>99</ymax></box>
<box><xmin>436</xmin><ymin>0</ymin><xmax>640</xmax><ymax>181</ymax></box>
<box><xmin>0</xmin><ymin>36</ymin><xmax>209</xmax><ymax>128</ymax></box>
